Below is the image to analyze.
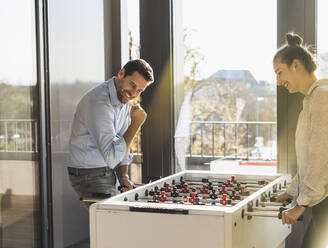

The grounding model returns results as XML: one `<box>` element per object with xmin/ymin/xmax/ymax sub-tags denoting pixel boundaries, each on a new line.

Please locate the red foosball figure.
<box><xmin>158</xmin><ymin>191</ymin><xmax>168</xmax><ymax>202</ymax></box>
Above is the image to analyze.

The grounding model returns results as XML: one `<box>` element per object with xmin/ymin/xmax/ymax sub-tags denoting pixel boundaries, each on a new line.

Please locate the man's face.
<box><xmin>116</xmin><ymin>69</ymin><xmax>149</xmax><ymax>104</ymax></box>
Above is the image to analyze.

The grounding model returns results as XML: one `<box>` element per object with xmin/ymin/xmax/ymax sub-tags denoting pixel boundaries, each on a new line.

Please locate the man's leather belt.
<box><xmin>68</xmin><ymin>166</ymin><xmax>112</xmax><ymax>176</ymax></box>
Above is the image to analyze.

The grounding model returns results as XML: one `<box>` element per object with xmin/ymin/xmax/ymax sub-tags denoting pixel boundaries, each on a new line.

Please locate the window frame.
<box><xmin>137</xmin><ymin>0</ymin><xmax>317</xmax><ymax>179</ymax></box>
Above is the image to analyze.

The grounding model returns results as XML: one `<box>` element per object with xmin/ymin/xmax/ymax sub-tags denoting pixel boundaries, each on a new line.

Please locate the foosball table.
<box><xmin>90</xmin><ymin>170</ymin><xmax>292</xmax><ymax>248</ymax></box>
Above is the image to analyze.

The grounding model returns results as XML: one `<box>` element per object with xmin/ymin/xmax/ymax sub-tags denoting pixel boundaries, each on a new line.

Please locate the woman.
<box><xmin>274</xmin><ymin>32</ymin><xmax>328</xmax><ymax>248</ymax></box>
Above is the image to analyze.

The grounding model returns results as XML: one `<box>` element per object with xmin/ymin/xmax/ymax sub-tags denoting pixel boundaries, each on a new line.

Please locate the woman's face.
<box><xmin>273</xmin><ymin>59</ymin><xmax>299</xmax><ymax>93</ymax></box>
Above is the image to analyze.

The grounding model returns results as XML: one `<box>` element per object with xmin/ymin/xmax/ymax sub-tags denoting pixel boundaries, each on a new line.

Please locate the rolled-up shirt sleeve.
<box><xmin>119</xmin><ymin>150</ymin><xmax>133</xmax><ymax>166</ymax></box>
<box><xmin>87</xmin><ymin>97</ymin><xmax>127</xmax><ymax>169</ymax></box>
<box><xmin>117</xmin><ymin>108</ymin><xmax>133</xmax><ymax>166</ymax></box>
<box><xmin>296</xmin><ymin>90</ymin><xmax>328</xmax><ymax>207</ymax></box>
<box><xmin>286</xmin><ymin>173</ymin><xmax>299</xmax><ymax>197</ymax></box>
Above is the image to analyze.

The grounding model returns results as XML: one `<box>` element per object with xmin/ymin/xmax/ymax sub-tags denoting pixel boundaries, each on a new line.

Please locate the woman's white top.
<box><xmin>286</xmin><ymin>79</ymin><xmax>328</xmax><ymax>207</ymax></box>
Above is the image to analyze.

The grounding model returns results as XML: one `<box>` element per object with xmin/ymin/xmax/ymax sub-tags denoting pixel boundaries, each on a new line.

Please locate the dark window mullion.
<box><xmin>35</xmin><ymin>0</ymin><xmax>53</xmax><ymax>247</ymax></box>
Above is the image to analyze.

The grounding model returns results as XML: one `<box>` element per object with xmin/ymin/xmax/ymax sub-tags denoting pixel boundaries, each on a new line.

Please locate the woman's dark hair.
<box><xmin>123</xmin><ymin>59</ymin><xmax>154</xmax><ymax>83</ymax></box>
<box><xmin>273</xmin><ymin>32</ymin><xmax>317</xmax><ymax>73</ymax></box>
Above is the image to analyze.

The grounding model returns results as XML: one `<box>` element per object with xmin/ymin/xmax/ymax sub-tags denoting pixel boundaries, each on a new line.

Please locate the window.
<box><xmin>174</xmin><ymin>0</ymin><xmax>277</xmax><ymax>174</ymax></box>
<box><xmin>48</xmin><ymin>0</ymin><xmax>105</xmax><ymax>246</ymax></box>
<box><xmin>126</xmin><ymin>0</ymin><xmax>142</xmax><ymax>183</ymax></box>
<box><xmin>317</xmin><ymin>0</ymin><xmax>328</xmax><ymax>79</ymax></box>
<box><xmin>0</xmin><ymin>1</ymin><xmax>41</xmax><ymax>247</ymax></box>
<box><xmin>127</xmin><ymin>0</ymin><xmax>140</xmax><ymax>61</ymax></box>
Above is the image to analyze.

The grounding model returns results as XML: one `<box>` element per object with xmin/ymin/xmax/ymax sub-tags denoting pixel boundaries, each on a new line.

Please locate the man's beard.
<box><xmin>117</xmin><ymin>88</ymin><xmax>124</xmax><ymax>102</ymax></box>
<box><xmin>117</xmin><ymin>88</ymin><xmax>131</xmax><ymax>103</ymax></box>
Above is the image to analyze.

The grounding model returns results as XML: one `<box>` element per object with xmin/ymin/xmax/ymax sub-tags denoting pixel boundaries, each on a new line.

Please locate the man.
<box><xmin>68</xmin><ymin>59</ymin><xmax>154</xmax><ymax>207</ymax></box>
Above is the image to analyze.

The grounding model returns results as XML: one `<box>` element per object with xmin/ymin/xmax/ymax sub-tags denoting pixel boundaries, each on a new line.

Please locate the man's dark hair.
<box><xmin>123</xmin><ymin>59</ymin><xmax>154</xmax><ymax>83</ymax></box>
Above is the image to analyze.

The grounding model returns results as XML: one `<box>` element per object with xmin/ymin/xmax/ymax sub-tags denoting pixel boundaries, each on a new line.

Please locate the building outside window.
<box><xmin>174</xmin><ymin>0</ymin><xmax>277</xmax><ymax>174</ymax></box>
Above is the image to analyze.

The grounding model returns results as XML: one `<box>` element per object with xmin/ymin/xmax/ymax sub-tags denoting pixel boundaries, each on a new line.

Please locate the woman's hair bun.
<box><xmin>286</xmin><ymin>32</ymin><xmax>303</xmax><ymax>46</ymax></box>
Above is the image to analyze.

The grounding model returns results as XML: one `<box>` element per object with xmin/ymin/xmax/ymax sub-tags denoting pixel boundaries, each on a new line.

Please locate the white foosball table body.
<box><xmin>90</xmin><ymin>170</ymin><xmax>291</xmax><ymax>248</ymax></box>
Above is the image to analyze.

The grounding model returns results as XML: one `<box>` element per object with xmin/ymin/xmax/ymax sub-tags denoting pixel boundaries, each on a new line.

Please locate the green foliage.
<box><xmin>0</xmin><ymin>82</ymin><xmax>36</xmax><ymax>119</ymax></box>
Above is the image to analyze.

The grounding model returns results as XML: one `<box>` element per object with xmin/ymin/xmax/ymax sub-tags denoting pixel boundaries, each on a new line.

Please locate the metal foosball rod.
<box><xmin>179</xmin><ymin>184</ymin><xmax>236</xmax><ymax>190</ymax></box>
<box><xmin>178</xmin><ymin>181</ymin><xmax>274</xmax><ymax>194</ymax></box>
<box><xmin>184</xmin><ymin>178</ymin><xmax>271</xmax><ymax>185</ymax></box>
<box><xmin>185</xmin><ymin>180</ymin><xmax>269</xmax><ymax>189</ymax></box>
<box><xmin>184</xmin><ymin>178</ymin><xmax>290</xmax><ymax>191</ymax></box>
<box><xmin>245</xmin><ymin>211</ymin><xmax>281</xmax><ymax>218</ymax></box>
<box><xmin>251</xmin><ymin>206</ymin><xmax>287</xmax><ymax>212</ymax></box>
<box><xmin>132</xmin><ymin>199</ymin><xmax>236</xmax><ymax>207</ymax></box>
<box><xmin>137</xmin><ymin>195</ymin><xmax>237</xmax><ymax>204</ymax></box>
<box><xmin>243</xmin><ymin>202</ymin><xmax>303</xmax><ymax>220</ymax></box>
<box><xmin>244</xmin><ymin>211</ymin><xmax>303</xmax><ymax>221</ymax></box>
<box><xmin>259</xmin><ymin>201</ymin><xmax>287</xmax><ymax>207</ymax></box>
<box><xmin>148</xmin><ymin>190</ymin><xmax>248</xmax><ymax>201</ymax></box>
<box><xmin>129</xmin><ymin>192</ymin><xmax>240</xmax><ymax>206</ymax></box>
<box><xmin>148</xmin><ymin>185</ymin><xmax>250</xmax><ymax>199</ymax></box>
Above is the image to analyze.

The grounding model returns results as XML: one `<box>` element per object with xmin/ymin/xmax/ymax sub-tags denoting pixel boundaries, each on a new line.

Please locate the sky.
<box><xmin>127</xmin><ymin>0</ymin><xmax>140</xmax><ymax>51</ymax></box>
<box><xmin>1</xmin><ymin>0</ymin><xmax>328</xmax><ymax>84</ymax></box>
<box><xmin>127</xmin><ymin>0</ymin><xmax>278</xmax><ymax>82</ymax></box>
<box><xmin>181</xmin><ymin>0</ymin><xmax>277</xmax><ymax>82</ymax></box>
<box><xmin>47</xmin><ymin>0</ymin><xmax>104</xmax><ymax>83</ymax></box>
<box><xmin>0</xmin><ymin>1</ymin><xmax>36</xmax><ymax>84</ymax></box>
<box><xmin>0</xmin><ymin>0</ymin><xmax>104</xmax><ymax>84</ymax></box>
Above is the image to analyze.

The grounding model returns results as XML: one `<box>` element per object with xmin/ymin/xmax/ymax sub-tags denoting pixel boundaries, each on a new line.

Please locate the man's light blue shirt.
<box><xmin>69</xmin><ymin>77</ymin><xmax>133</xmax><ymax>169</ymax></box>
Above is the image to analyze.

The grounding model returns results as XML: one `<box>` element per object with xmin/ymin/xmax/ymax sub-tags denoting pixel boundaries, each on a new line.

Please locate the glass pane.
<box><xmin>0</xmin><ymin>1</ymin><xmax>41</xmax><ymax>247</ymax></box>
<box><xmin>174</xmin><ymin>0</ymin><xmax>277</xmax><ymax>174</ymax></box>
<box><xmin>48</xmin><ymin>0</ymin><xmax>105</xmax><ymax>247</ymax></box>
<box><xmin>127</xmin><ymin>0</ymin><xmax>140</xmax><ymax>61</ymax></box>
<box><xmin>127</xmin><ymin>0</ymin><xmax>142</xmax><ymax>184</ymax></box>
<box><xmin>317</xmin><ymin>0</ymin><xmax>328</xmax><ymax>78</ymax></box>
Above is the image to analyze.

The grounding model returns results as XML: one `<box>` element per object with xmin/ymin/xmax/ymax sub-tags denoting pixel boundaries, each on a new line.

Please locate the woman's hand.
<box><xmin>275</xmin><ymin>192</ymin><xmax>293</xmax><ymax>204</ymax></box>
<box><xmin>281</xmin><ymin>205</ymin><xmax>306</xmax><ymax>224</ymax></box>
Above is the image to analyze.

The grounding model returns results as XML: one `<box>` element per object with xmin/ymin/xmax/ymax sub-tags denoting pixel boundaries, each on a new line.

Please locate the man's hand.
<box><xmin>281</xmin><ymin>205</ymin><xmax>306</xmax><ymax>224</ymax></box>
<box><xmin>119</xmin><ymin>175</ymin><xmax>134</xmax><ymax>192</ymax></box>
<box><xmin>130</xmin><ymin>104</ymin><xmax>147</xmax><ymax>127</ymax></box>
<box><xmin>116</xmin><ymin>165</ymin><xmax>134</xmax><ymax>192</ymax></box>
<box><xmin>123</xmin><ymin>104</ymin><xmax>147</xmax><ymax>150</ymax></box>
<box><xmin>275</xmin><ymin>192</ymin><xmax>293</xmax><ymax>204</ymax></box>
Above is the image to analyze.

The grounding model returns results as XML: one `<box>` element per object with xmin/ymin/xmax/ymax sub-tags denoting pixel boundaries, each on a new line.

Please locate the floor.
<box><xmin>0</xmin><ymin>194</ymin><xmax>41</xmax><ymax>248</ymax></box>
